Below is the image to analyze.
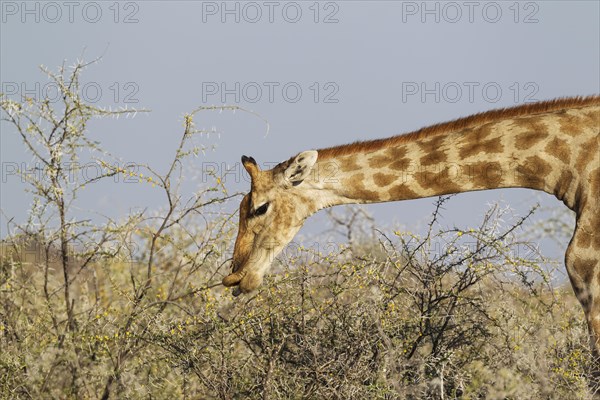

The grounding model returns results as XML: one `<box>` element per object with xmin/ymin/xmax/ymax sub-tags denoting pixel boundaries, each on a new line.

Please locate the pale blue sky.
<box><xmin>1</xmin><ymin>1</ymin><xmax>599</xmax><ymax>273</ymax></box>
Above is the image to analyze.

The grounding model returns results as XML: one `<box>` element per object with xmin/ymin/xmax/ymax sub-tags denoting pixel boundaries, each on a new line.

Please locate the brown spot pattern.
<box><xmin>367</xmin><ymin>146</ymin><xmax>409</xmax><ymax>169</ymax></box>
<box><xmin>420</xmin><ymin>150</ymin><xmax>448</xmax><ymax>167</ymax></box>
<box><xmin>388</xmin><ymin>184</ymin><xmax>419</xmax><ymax>200</ymax></box>
<box><xmin>516</xmin><ymin>155</ymin><xmax>552</xmax><ymax>189</ymax></box>
<box><xmin>459</xmin><ymin>134</ymin><xmax>504</xmax><ymax>159</ymax></box>
<box><xmin>417</xmin><ymin>136</ymin><xmax>448</xmax><ymax>166</ymax></box>
<box><xmin>557</xmin><ymin>111</ymin><xmax>586</xmax><ymax>136</ymax></box>
<box><xmin>415</xmin><ymin>166</ymin><xmax>462</xmax><ymax>194</ymax></box>
<box><xmin>571</xmin><ymin>256</ymin><xmax>597</xmax><ymax>285</ymax></box>
<box><xmin>373</xmin><ymin>172</ymin><xmax>396</xmax><ymax>187</ymax></box>
<box><xmin>339</xmin><ymin>156</ymin><xmax>361</xmax><ymax>173</ymax></box>
<box><xmin>545</xmin><ymin>137</ymin><xmax>571</xmax><ymax>164</ymax></box>
<box><xmin>554</xmin><ymin>169</ymin><xmax>575</xmax><ymax>204</ymax></box>
<box><xmin>576</xmin><ymin>137</ymin><xmax>599</xmax><ymax>167</ymax></box>
<box><xmin>385</xmin><ymin>146</ymin><xmax>409</xmax><ymax>159</ymax></box>
<box><xmin>583</xmin><ymin>109</ymin><xmax>600</xmax><ymax>129</ymax></box>
<box><xmin>464</xmin><ymin>161</ymin><xmax>504</xmax><ymax>189</ymax></box>
<box><xmin>389</xmin><ymin>157</ymin><xmax>412</xmax><ymax>171</ymax></box>
<box><xmin>581</xmin><ymin>109</ymin><xmax>600</xmax><ymax>131</ymax></box>
<box><xmin>514</xmin><ymin>117</ymin><xmax>549</xmax><ymax>149</ymax></box>
<box><xmin>368</xmin><ymin>154</ymin><xmax>392</xmax><ymax>169</ymax></box>
<box><xmin>342</xmin><ymin>173</ymin><xmax>380</xmax><ymax>201</ymax></box>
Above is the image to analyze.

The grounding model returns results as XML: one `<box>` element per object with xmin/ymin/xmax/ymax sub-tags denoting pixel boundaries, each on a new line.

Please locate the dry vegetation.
<box><xmin>0</xmin><ymin>60</ymin><xmax>595</xmax><ymax>399</ymax></box>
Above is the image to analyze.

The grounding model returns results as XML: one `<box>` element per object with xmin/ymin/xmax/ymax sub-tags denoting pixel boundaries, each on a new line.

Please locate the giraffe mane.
<box><xmin>317</xmin><ymin>95</ymin><xmax>600</xmax><ymax>160</ymax></box>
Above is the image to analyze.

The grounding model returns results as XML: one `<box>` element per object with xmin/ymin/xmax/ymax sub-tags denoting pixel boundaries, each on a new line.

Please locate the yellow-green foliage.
<box><xmin>0</xmin><ymin>212</ymin><xmax>594</xmax><ymax>399</ymax></box>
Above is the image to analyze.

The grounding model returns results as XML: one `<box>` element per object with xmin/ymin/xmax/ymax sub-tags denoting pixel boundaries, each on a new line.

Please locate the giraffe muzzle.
<box><xmin>222</xmin><ymin>268</ymin><xmax>247</xmax><ymax>289</ymax></box>
<box><xmin>223</xmin><ymin>270</ymin><xmax>245</xmax><ymax>297</ymax></box>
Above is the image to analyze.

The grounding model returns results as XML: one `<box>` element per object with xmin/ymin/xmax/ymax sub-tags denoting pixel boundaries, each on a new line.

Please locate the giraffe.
<box><xmin>222</xmin><ymin>95</ymin><xmax>600</xmax><ymax>357</ymax></box>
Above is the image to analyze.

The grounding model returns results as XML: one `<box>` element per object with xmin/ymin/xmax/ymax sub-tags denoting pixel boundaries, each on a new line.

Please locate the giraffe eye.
<box><xmin>254</xmin><ymin>202</ymin><xmax>269</xmax><ymax>217</ymax></box>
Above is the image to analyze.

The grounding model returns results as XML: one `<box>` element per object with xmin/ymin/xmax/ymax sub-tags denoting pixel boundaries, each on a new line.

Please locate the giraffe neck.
<box><xmin>304</xmin><ymin>100</ymin><xmax>599</xmax><ymax>214</ymax></box>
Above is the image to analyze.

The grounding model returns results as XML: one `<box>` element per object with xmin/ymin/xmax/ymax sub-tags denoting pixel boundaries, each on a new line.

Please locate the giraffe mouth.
<box><xmin>222</xmin><ymin>267</ymin><xmax>247</xmax><ymax>297</ymax></box>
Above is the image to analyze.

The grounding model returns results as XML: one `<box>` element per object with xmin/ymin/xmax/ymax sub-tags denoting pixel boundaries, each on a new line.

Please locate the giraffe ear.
<box><xmin>282</xmin><ymin>150</ymin><xmax>318</xmax><ymax>186</ymax></box>
<box><xmin>242</xmin><ymin>155</ymin><xmax>260</xmax><ymax>180</ymax></box>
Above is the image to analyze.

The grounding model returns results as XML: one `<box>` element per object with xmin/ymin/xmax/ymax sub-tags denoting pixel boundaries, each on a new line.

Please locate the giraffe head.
<box><xmin>222</xmin><ymin>150</ymin><xmax>319</xmax><ymax>296</ymax></box>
